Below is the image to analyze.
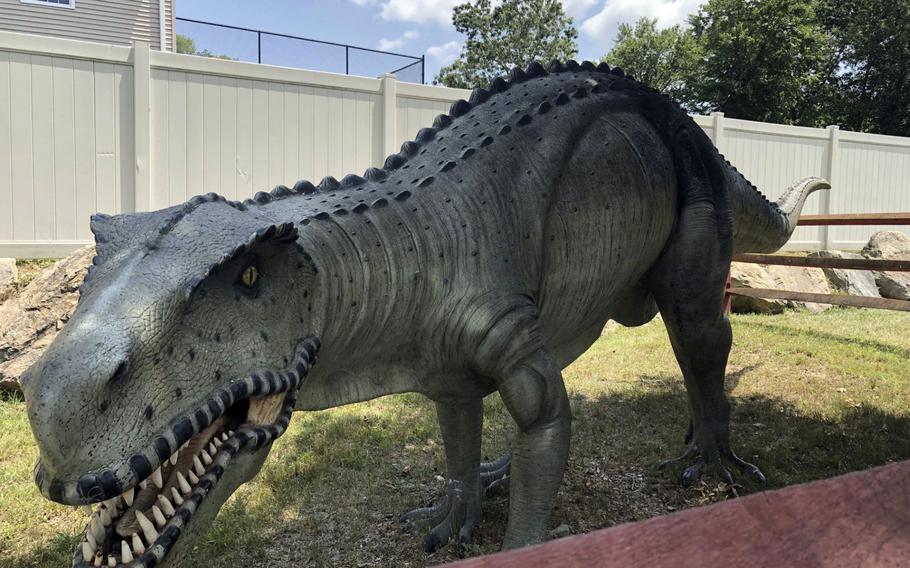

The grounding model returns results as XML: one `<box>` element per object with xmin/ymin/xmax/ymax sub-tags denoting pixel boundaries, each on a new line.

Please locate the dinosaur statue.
<box><xmin>20</xmin><ymin>59</ymin><xmax>828</xmax><ymax>567</ymax></box>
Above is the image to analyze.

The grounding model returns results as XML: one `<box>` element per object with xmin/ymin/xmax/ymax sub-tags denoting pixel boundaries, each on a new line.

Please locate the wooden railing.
<box><xmin>725</xmin><ymin>214</ymin><xmax>910</xmax><ymax>312</ymax></box>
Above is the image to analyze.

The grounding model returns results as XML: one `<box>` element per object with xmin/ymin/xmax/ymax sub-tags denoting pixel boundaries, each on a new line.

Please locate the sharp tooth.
<box><xmin>170</xmin><ymin>487</ymin><xmax>184</xmax><ymax>506</ymax></box>
<box><xmin>81</xmin><ymin>505</ymin><xmax>93</xmax><ymax>516</ymax></box>
<box><xmin>107</xmin><ymin>555</ymin><xmax>116</xmax><ymax>567</ymax></box>
<box><xmin>86</xmin><ymin>529</ymin><xmax>97</xmax><ymax>549</ymax></box>
<box><xmin>151</xmin><ymin>505</ymin><xmax>167</xmax><ymax>527</ymax></box>
<box><xmin>151</xmin><ymin>467</ymin><xmax>164</xmax><ymax>489</ymax></box>
<box><xmin>123</xmin><ymin>487</ymin><xmax>135</xmax><ymax>507</ymax></box>
<box><xmin>139</xmin><ymin>479</ymin><xmax>148</xmax><ymax>489</ymax></box>
<box><xmin>103</xmin><ymin>496</ymin><xmax>121</xmax><ymax>511</ymax></box>
<box><xmin>100</xmin><ymin>507</ymin><xmax>112</xmax><ymax>527</ymax></box>
<box><xmin>177</xmin><ymin>472</ymin><xmax>192</xmax><ymax>495</ymax></box>
<box><xmin>213</xmin><ymin>438</ymin><xmax>223</xmax><ymax>448</ymax></box>
<box><xmin>201</xmin><ymin>449</ymin><xmax>213</xmax><ymax>465</ymax></box>
<box><xmin>188</xmin><ymin>471</ymin><xmax>200</xmax><ymax>485</ymax></box>
<box><xmin>208</xmin><ymin>441</ymin><xmax>218</xmax><ymax>453</ymax></box>
<box><xmin>121</xmin><ymin>540</ymin><xmax>134</xmax><ymax>563</ymax></box>
<box><xmin>132</xmin><ymin>533</ymin><xmax>146</xmax><ymax>555</ymax></box>
<box><xmin>221</xmin><ymin>433</ymin><xmax>229</xmax><ymax>441</ymax></box>
<box><xmin>93</xmin><ymin>552</ymin><xmax>103</xmax><ymax>566</ymax></box>
<box><xmin>82</xmin><ymin>540</ymin><xmax>95</xmax><ymax>561</ymax></box>
<box><xmin>135</xmin><ymin>510</ymin><xmax>159</xmax><ymax>543</ymax></box>
<box><xmin>170</xmin><ymin>451</ymin><xmax>179</xmax><ymax>466</ymax></box>
<box><xmin>158</xmin><ymin>494</ymin><xmax>176</xmax><ymax>516</ymax></box>
<box><xmin>193</xmin><ymin>455</ymin><xmax>206</xmax><ymax>476</ymax></box>
<box><xmin>90</xmin><ymin>515</ymin><xmax>105</xmax><ymax>543</ymax></box>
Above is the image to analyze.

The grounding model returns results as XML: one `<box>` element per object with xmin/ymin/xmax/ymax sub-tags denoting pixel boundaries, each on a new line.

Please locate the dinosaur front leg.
<box><xmin>402</xmin><ymin>398</ymin><xmax>484</xmax><ymax>552</ymax></box>
<box><xmin>496</xmin><ymin>349</ymin><xmax>571</xmax><ymax>549</ymax></box>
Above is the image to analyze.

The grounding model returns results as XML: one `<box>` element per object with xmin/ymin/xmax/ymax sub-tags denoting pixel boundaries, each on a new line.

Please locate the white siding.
<box><xmin>0</xmin><ymin>31</ymin><xmax>908</xmax><ymax>257</ymax></box>
<box><xmin>0</xmin><ymin>0</ymin><xmax>173</xmax><ymax>51</ymax></box>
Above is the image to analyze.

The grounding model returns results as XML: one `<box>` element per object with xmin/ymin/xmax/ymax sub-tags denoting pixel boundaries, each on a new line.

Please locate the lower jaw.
<box><xmin>73</xmin><ymin>390</ymin><xmax>296</xmax><ymax>568</ymax></box>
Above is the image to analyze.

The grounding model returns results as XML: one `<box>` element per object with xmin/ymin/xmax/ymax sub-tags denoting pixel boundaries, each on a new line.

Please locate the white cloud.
<box><xmin>560</xmin><ymin>0</ymin><xmax>598</xmax><ymax>19</ymax></box>
<box><xmin>581</xmin><ymin>0</ymin><xmax>701</xmax><ymax>50</ymax></box>
<box><xmin>377</xmin><ymin>30</ymin><xmax>420</xmax><ymax>51</ymax></box>
<box><xmin>375</xmin><ymin>0</ymin><xmax>462</xmax><ymax>26</ymax></box>
<box><xmin>426</xmin><ymin>40</ymin><xmax>462</xmax><ymax>66</ymax></box>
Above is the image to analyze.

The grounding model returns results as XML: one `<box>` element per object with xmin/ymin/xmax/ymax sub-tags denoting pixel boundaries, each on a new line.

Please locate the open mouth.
<box><xmin>67</xmin><ymin>338</ymin><xmax>319</xmax><ymax>568</ymax></box>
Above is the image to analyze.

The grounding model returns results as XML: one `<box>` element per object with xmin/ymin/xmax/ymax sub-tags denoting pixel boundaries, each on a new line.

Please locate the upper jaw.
<box><xmin>33</xmin><ymin>337</ymin><xmax>320</xmax><ymax>568</ymax></box>
<box><xmin>35</xmin><ymin>337</ymin><xmax>320</xmax><ymax>506</ymax></box>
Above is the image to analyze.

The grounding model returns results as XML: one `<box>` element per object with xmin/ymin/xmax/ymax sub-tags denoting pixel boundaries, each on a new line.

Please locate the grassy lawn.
<box><xmin>2</xmin><ymin>309</ymin><xmax>909</xmax><ymax>567</ymax></box>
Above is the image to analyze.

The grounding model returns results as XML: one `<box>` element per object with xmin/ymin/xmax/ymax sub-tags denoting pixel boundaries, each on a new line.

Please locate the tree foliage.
<box><xmin>435</xmin><ymin>0</ymin><xmax>578</xmax><ymax>89</ymax></box>
<box><xmin>601</xmin><ymin>18</ymin><xmax>698</xmax><ymax>106</ymax></box>
<box><xmin>686</xmin><ymin>0</ymin><xmax>835</xmax><ymax>125</ymax></box>
<box><xmin>819</xmin><ymin>0</ymin><xmax>910</xmax><ymax>136</ymax></box>
<box><xmin>175</xmin><ymin>34</ymin><xmax>236</xmax><ymax>61</ymax></box>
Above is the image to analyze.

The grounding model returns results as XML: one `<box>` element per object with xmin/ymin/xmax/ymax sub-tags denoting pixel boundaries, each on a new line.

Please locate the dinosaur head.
<box><xmin>19</xmin><ymin>196</ymin><xmax>320</xmax><ymax>567</ymax></box>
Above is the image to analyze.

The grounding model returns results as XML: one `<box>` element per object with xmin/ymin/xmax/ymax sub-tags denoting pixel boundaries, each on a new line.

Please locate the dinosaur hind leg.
<box><xmin>648</xmin><ymin>142</ymin><xmax>765</xmax><ymax>487</ymax></box>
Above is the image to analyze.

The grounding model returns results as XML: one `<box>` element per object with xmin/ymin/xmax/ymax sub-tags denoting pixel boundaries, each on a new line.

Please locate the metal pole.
<box><xmin>257</xmin><ymin>31</ymin><xmax>261</xmax><ymax>64</ymax></box>
<box><xmin>422</xmin><ymin>55</ymin><xmax>425</xmax><ymax>84</ymax></box>
<box><xmin>345</xmin><ymin>46</ymin><xmax>349</xmax><ymax>74</ymax></box>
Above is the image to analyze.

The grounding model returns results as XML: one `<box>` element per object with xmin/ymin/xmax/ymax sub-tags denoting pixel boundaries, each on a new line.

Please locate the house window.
<box><xmin>21</xmin><ymin>0</ymin><xmax>75</xmax><ymax>7</ymax></box>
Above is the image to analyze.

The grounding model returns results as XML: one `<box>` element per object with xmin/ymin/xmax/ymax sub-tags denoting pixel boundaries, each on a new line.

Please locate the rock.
<box><xmin>0</xmin><ymin>258</ymin><xmax>16</xmax><ymax>303</ymax></box>
<box><xmin>0</xmin><ymin>246</ymin><xmax>94</xmax><ymax>392</ymax></box>
<box><xmin>549</xmin><ymin>524</ymin><xmax>573</xmax><ymax>540</ymax></box>
<box><xmin>808</xmin><ymin>250</ymin><xmax>880</xmax><ymax>298</ymax></box>
<box><xmin>730</xmin><ymin>261</ymin><xmax>833</xmax><ymax>314</ymax></box>
<box><xmin>861</xmin><ymin>231</ymin><xmax>910</xmax><ymax>301</ymax></box>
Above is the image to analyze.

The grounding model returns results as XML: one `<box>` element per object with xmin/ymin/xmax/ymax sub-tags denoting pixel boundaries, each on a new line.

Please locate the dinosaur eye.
<box><xmin>240</xmin><ymin>266</ymin><xmax>259</xmax><ymax>287</ymax></box>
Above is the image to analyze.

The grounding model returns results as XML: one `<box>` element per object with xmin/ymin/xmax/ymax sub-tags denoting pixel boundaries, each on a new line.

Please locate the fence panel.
<box><xmin>0</xmin><ymin>31</ymin><xmax>908</xmax><ymax>257</ymax></box>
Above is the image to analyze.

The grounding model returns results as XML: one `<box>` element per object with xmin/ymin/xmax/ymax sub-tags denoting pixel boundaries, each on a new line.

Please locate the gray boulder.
<box><xmin>862</xmin><ymin>231</ymin><xmax>910</xmax><ymax>301</ymax></box>
<box><xmin>0</xmin><ymin>246</ymin><xmax>93</xmax><ymax>392</ymax></box>
<box><xmin>0</xmin><ymin>258</ymin><xmax>16</xmax><ymax>303</ymax></box>
<box><xmin>730</xmin><ymin>261</ymin><xmax>832</xmax><ymax>314</ymax></box>
<box><xmin>808</xmin><ymin>250</ymin><xmax>880</xmax><ymax>298</ymax></box>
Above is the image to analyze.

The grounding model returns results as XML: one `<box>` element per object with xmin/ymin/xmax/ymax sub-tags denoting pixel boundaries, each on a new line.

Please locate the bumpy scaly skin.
<box><xmin>20</xmin><ymin>59</ymin><xmax>827</xmax><ymax>566</ymax></box>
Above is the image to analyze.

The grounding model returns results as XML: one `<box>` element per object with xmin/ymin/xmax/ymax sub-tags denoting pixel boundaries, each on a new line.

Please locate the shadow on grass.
<box><xmin>9</xmin><ymin>383</ymin><xmax>910</xmax><ymax>568</ymax></box>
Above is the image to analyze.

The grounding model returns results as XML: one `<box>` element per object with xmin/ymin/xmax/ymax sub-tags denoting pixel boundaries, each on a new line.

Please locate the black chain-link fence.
<box><xmin>176</xmin><ymin>18</ymin><xmax>425</xmax><ymax>84</ymax></box>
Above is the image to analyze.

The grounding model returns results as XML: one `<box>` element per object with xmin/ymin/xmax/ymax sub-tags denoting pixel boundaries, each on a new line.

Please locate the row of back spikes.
<box><xmin>229</xmin><ymin>59</ymin><xmax>634</xmax><ymax>208</ymax></box>
<box><xmin>179</xmin><ymin>56</ymin><xmax>772</xmax><ymax>214</ymax></box>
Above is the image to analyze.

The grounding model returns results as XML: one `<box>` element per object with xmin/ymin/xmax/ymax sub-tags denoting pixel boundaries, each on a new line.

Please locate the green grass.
<box><xmin>13</xmin><ymin>259</ymin><xmax>57</xmax><ymax>290</ymax></box>
<box><xmin>2</xmin><ymin>309</ymin><xmax>909</xmax><ymax>567</ymax></box>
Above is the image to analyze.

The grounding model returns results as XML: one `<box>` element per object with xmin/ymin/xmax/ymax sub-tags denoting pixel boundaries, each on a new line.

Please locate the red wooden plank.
<box><xmin>453</xmin><ymin>460</ymin><xmax>910</xmax><ymax>568</ymax></box>
<box><xmin>732</xmin><ymin>254</ymin><xmax>910</xmax><ymax>272</ymax></box>
<box><xmin>728</xmin><ymin>287</ymin><xmax>910</xmax><ymax>311</ymax></box>
<box><xmin>797</xmin><ymin>212</ymin><xmax>910</xmax><ymax>226</ymax></box>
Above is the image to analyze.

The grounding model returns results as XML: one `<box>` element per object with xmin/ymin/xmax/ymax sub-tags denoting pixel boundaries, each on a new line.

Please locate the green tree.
<box><xmin>820</xmin><ymin>0</ymin><xmax>910</xmax><ymax>136</ymax></box>
<box><xmin>175</xmin><ymin>33</ymin><xmax>236</xmax><ymax>61</ymax></box>
<box><xmin>435</xmin><ymin>0</ymin><xmax>578</xmax><ymax>89</ymax></box>
<box><xmin>602</xmin><ymin>17</ymin><xmax>699</xmax><ymax>107</ymax></box>
<box><xmin>686</xmin><ymin>0</ymin><xmax>836</xmax><ymax>126</ymax></box>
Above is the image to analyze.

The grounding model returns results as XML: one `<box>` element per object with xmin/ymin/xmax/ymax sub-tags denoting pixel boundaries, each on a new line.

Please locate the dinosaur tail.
<box><xmin>730</xmin><ymin>175</ymin><xmax>830</xmax><ymax>254</ymax></box>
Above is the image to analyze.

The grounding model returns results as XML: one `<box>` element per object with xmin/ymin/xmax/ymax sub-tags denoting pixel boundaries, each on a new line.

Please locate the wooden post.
<box><xmin>380</xmin><ymin>73</ymin><xmax>398</xmax><ymax>165</ymax></box>
<box><xmin>132</xmin><ymin>40</ymin><xmax>151</xmax><ymax>213</ymax></box>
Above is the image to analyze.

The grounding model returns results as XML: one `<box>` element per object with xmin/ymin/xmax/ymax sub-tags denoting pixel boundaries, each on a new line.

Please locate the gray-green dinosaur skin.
<box><xmin>20</xmin><ymin>60</ymin><xmax>827</xmax><ymax>567</ymax></box>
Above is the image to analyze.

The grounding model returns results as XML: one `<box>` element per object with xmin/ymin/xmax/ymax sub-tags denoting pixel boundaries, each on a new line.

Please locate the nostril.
<box><xmin>109</xmin><ymin>362</ymin><xmax>128</xmax><ymax>385</ymax></box>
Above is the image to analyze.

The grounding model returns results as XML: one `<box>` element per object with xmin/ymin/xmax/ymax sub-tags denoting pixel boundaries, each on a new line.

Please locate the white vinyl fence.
<box><xmin>1</xmin><ymin>31</ymin><xmax>908</xmax><ymax>257</ymax></box>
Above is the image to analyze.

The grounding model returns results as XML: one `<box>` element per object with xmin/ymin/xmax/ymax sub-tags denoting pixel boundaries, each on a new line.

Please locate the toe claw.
<box><xmin>681</xmin><ymin>461</ymin><xmax>705</xmax><ymax>486</ymax></box>
<box><xmin>423</xmin><ymin>532</ymin><xmax>443</xmax><ymax>553</ymax></box>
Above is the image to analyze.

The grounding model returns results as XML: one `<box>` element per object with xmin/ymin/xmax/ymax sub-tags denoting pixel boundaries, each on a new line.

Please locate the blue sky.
<box><xmin>177</xmin><ymin>0</ymin><xmax>703</xmax><ymax>83</ymax></box>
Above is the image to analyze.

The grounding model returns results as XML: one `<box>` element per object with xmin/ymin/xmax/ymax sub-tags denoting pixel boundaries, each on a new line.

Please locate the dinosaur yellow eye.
<box><xmin>241</xmin><ymin>266</ymin><xmax>259</xmax><ymax>287</ymax></box>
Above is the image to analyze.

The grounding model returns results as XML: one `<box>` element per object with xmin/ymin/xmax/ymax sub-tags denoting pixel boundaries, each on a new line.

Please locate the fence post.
<box><xmin>132</xmin><ymin>40</ymin><xmax>151</xmax><ymax>213</ymax></box>
<box><xmin>821</xmin><ymin>125</ymin><xmax>840</xmax><ymax>250</ymax></box>
<box><xmin>711</xmin><ymin>111</ymin><xmax>725</xmax><ymax>152</ymax></box>
<box><xmin>380</xmin><ymin>73</ymin><xmax>398</xmax><ymax>164</ymax></box>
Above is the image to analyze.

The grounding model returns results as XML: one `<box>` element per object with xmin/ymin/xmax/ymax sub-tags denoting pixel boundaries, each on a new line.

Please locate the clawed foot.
<box><xmin>658</xmin><ymin>443</ymin><xmax>766</xmax><ymax>487</ymax></box>
<box><xmin>401</xmin><ymin>479</ymin><xmax>480</xmax><ymax>553</ymax></box>
<box><xmin>479</xmin><ymin>451</ymin><xmax>511</xmax><ymax>497</ymax></box>
<box><xmin>401</xmin><ymin>452</ymin><xmax>511</xmax><ymax>553</ymax></box>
